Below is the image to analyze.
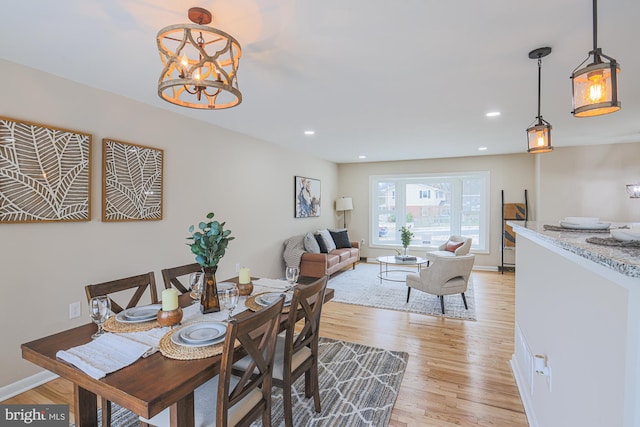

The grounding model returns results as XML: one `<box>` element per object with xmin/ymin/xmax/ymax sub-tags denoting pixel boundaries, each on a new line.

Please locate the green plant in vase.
<box><xmin>400</xmin><ymin>226</ymin><xmax>413</xmax><ymax>257</ymax></box>
<box><xmin>187</xmin><ymin>212</ymin><xmax>234</xmax><ymax>313</ymax></box>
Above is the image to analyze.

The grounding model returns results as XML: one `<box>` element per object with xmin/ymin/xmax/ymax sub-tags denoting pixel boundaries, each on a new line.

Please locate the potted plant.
<box><xmin>187</xmin><ymin>212</ymin><xmax>234</xmax><ymax>313</ymax></box>
<box><xmin>399</xmin><ymin>226</ymin><xmax>414</xmax><ymax>259</ymax></box>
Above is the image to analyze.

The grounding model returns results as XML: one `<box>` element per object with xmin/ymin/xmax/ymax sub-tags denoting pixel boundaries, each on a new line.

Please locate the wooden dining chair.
<box><xmin>84</xmin><ymin>272</ymin><xmax>158</xmax><ymax>427</ymax></box>
<box><xmin>160</xmin><ymin>262</ymin><xmax>202</xmax><ymax>294</ymax></box>
<box><xmin>141</xmin><ymin>296</ymin><xmax>285</xmax><ymax>427</ymax></box>
<box><xmin>234</xmin><ymin>275</ymin><xmax>328</xmax><ymax>427</ymax></box>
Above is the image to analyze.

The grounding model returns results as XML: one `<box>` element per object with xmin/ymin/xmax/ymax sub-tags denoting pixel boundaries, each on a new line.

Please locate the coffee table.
<box><xmin>376</xmin><ymin>255</ymin><xmax>427</xmax><ymax>283</ymax></box>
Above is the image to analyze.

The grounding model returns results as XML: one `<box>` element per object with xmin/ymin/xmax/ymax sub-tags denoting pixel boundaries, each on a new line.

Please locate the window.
<box><xmin>370</xmin><ymin>172</ymin><xmax>489</xmax><ymax>251</ymax></box>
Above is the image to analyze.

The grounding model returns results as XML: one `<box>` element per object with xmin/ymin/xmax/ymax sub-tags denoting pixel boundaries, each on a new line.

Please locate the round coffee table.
<box><xmin>376</xmin><ymin>255</ymin><xmax>428</xmax><ymax>283</ymax></box>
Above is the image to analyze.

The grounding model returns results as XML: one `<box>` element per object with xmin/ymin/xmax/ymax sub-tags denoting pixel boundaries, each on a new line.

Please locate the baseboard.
<box><xmin>0</xmin><ymin>370</ymin><xmax>58</xmax><ymax>401</ymax></box>
<box><xmin>510</xmin><ymin>355</ymin><xmax>538</xmax><ymax>427</ymax></box>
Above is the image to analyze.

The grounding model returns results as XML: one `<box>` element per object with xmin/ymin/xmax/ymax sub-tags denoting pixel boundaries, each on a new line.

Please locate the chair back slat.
<box><xmin>161</xmin><ymin>263</ymin><xmax>202</xmax><ymax>294</ymax></box>
<box><xmin>84</xmin><ymin>272</ymin><xmax>158</xmax><ymax>314</ymax></box>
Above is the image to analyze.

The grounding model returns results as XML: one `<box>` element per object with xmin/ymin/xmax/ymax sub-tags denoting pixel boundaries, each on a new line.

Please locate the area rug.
<box><xmin>77</xmin><ymin>337</ymin><xmax>408</xmax><ymax>427</ymax></box>
<box><xmin>329</xmin><ymin>262</ymin><xmax>477</xmax><ymax>320</ymax></box>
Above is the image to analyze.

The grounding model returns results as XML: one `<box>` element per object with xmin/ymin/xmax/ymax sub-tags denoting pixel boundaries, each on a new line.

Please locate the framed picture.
<box><xmin>295</xmin><ymin>175</ymin><xmax>321</xmax><ymax>218</ymax></box>
<box><xmin>0</xmin><ymin>116</ymin><xmax>91</xmax><ymax>223</ymax></box>
<box><xmin>102</xmin><ymin>138</ymin><xmax>163</xmax><ymax>221</ymax></box>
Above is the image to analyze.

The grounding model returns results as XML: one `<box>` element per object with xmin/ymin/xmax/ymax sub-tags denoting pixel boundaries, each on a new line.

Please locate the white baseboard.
<box><xmin>510</xmin><ymin>355</ymin><xmax>538</xmax><ymax>427</ymax></box>
<box><xmin>0</xmin><ymin>370</ymin><xmax>58</xmax><ymax>401</ymax></box>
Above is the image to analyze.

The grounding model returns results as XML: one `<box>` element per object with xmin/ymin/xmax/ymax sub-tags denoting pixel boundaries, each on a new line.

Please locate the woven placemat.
<box><xmin>544</xmin><ymin>224</ymin><xmax>611</xmax><ymax>233</ymax></box>
<box><xmin>586</xmin><ymin>237</ymin><xmax>640</xmax><ymax>247</ymax></box>
<box><xmin>103</xmin><ymin>315</ymin><xmax>160</xmax><ymax>333</ymax></box>
<box><xmin>245</xmin><ymin>292</ymin><xmax>291</xmax><ymax>313</ymax></box>
<box><xmin>158</xmin><ymin>322</ymin><xmax>235</xmax><ymax>360</ymax></box>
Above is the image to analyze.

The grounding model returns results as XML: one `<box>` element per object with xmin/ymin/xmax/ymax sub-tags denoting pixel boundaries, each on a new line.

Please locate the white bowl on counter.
<box><xmin>611</xmin><ymin>229</ymin><xmax>640</xmax><ymax>242</ymax></box>
<box><xmin>559</xmin><ymin>220</ymin><xmax>610</xmax><ymax>230</ymax></box>
<box><xmin>564</xmin><ymin>216</ymin><xmax>600</xmax><ymax>224</ymax></box>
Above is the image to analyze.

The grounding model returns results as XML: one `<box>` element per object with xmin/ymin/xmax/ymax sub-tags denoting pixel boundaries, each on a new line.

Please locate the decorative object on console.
<box><xmin>335</xmin><ymin>197</ymin><xmax>353</xmax><ymax>228</ymax></box>
<box><xmin>526</xmin><ymin>47</ymin><xmax>553</xmax><ymax>153</ymax></box>
<box><xmin>626</xmin><ymin>184</ymin><xmax>640</xmax><ymax>199</ymax></box>
<box><xmin>295</xmin><ymin>176</ymin><xmax>321</xmax><ymax>218</ymax></box>
<box><xmin>0</xmin><ymin>116</ymin><xmax>91</xmax><ymax>223</ymax></box>
<box><xmin>571</xmin><ymin>0</ymin><xmax>621</xmax><ymax>117</ymax></box>
<box><xmin>187</xmin><ymin>211</ymin><xmax>234</xmax><ymax>313</ymax></box>
<box><xmin>156</xmin><ymin>7</ymin><xmax>242</xmax><ymax>110</ymax></box>
<box><xmin>102</xmin><ymin>139</ymin><xmax>163</xmax><ymax>221</ymax></box>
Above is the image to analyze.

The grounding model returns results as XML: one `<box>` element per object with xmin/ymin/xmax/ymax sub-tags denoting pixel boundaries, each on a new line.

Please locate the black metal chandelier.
<box><xmin>571</xmin><ymin>0</ymin><xmax>620</xmax><ymax>117</ymax></box>
<box><xmin>526</xmin><ymin>47</ymin><xmax>553</xmax><ymax>154</ymax></box>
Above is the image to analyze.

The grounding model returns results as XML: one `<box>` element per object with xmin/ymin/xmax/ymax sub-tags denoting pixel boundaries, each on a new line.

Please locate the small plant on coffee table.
<box><xmin>400</xmin><ymin>226</ymin><xmax>413</xmax><ymax>256</ymax></box>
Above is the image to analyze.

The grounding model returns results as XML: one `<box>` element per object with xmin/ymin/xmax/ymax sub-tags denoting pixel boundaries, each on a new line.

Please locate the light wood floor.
<box><xmin>3</xmin><ymin>269</ymin><xmax>527</xmax><ymax>427</ymax></box>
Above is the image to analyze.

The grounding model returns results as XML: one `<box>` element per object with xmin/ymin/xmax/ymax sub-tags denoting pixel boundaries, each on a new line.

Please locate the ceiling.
<box><xmin>1</xmin><ymin>0</ymin><xmax>639</xmax><ymax>163</ymax></box>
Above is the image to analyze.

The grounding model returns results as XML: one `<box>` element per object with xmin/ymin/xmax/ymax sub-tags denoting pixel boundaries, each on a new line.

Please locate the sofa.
<box><xmin>283</xmin><ymin>229</ymin><xmax>360</xmax><ymax>278</ymax></box>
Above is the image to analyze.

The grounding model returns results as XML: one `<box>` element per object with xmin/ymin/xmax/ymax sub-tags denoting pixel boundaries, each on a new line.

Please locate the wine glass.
<box><xmin>89</xmin><ymin>296</ymin><xmax>111</xmax><ymax>339</ymax></box>
<box><xmin>285</xmin><ymin>266</ymin><xmax>299</xmax><ymax>289</ymax></box>
<box><xmin>219</xmin><ymin>284</ymin><xmax>239</xmax><ymax>322</ymax></box>
<box><xmin>189</xmin><ymin>272</ymin><xmax>203</xmax><ymax>304</ymax></box>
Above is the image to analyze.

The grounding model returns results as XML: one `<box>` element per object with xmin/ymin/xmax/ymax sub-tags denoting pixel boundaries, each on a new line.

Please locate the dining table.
<box><xmin>21</xmin><ymin>275</ymin><xmax>333</xmax><ymax>427</ymax></box>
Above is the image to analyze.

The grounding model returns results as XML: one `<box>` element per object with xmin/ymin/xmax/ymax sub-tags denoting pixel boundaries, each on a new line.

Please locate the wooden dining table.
<box><xmin>21</xmin><ymin>276</ymin><xmax>332</xmax><ymax>427</ymax></box>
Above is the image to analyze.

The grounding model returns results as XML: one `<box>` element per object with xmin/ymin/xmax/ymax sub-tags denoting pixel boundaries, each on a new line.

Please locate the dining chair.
<box><xmin>141</xmin><ymin>296</ymin><xmax>285</xmax><ymax>427</ymax></box>
<box><xmin>234</xmin><ymin>275</ymin><xmax>329</xmax><ymax>427</ymax></box>
<box><xmin>406</xmin><ymin>254</ymin><xmax>475</xmax><ymax>314</ymax></box>
<box><xmin>161</xmin><ymin>262</ymin><xmax>202</xmax><ymax>294</ymax></box>
<box><xmin>84</xmin><ymin>272</ymin><xmax>159</xmax><ymax>427</ymax></box>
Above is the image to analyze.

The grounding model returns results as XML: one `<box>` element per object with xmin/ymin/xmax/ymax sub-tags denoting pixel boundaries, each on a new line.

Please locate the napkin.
<box><xmin>56</xmin><ymin>333</ymin><xmax>158</xmax><ymax>379</ymax></box>
<box><xmin>252</xmin><ymin>278</ymin><xmax>290</xmax><ymax>292</ymax></box>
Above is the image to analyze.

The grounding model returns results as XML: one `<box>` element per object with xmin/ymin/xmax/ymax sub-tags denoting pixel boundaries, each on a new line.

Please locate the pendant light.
<box><xmin>571</xmin><ymin>0</ymin><xmax>620</xmax><ymax>117</ymax></box>
<box><xmin>526</xmin><ymin>47</ymin><xmax>553</xmax><ymax>154</ymax></box>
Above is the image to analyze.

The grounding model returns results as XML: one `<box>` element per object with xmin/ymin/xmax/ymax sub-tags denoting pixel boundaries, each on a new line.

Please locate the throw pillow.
<box><xmin>329</xmin><ymin>229</ymin><xmax>352</xmax><ymax>249</ymax></box>
<box><xmin>314</xmin><ymin>233</ymin><xmax>328</xmax><ymax>253</ymax></box>
<box><xmin>316</xmin><ymin>229</ymin><xmax>337</xmax><ymax>252</ymax></box>
<box><xmin>445</xmin><ymin>240</ymin><xmax>464</xmax><ymax>253</ymax></box>
<box><xmin>303</xmin><ymin>232</ymin><xmax>321</xmax><ymax>254</ymax></box>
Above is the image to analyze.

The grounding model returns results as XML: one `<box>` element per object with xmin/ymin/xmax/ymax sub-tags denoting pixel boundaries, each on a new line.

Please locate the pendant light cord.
<box><xmin>537</xmin><ymin>57</ymin><xmax>542</xmax><ymax>120</ymax></box>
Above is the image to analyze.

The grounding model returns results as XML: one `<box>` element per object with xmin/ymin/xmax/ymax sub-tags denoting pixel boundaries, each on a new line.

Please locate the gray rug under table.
<box><xmin>329</xmin><ymin>262</ymin><xmax>477</xmax><ymax>320</ymax></box>
<box><xmin>77</xmin><ymin>337</ymin><xmax>408</xmax><ymax>427</ymax></box>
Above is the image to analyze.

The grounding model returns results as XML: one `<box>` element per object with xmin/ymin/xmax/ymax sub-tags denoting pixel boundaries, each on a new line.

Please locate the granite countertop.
<box><xmin>507</xmin><ymin>221</ymin><xmax>640</xmax><ymax>278</ymax></box>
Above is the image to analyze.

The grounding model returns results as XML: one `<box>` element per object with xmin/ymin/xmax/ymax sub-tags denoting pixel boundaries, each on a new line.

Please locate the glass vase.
<box><xmin>200</xmin><ymin>266</ymin><xmax>221</xmax><ymax>313</ymax></box>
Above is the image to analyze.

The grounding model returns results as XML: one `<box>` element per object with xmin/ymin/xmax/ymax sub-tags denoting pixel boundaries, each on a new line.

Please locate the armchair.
<box><xmin>425</xmin><ymin>235</ymin><xmax>472</xmax><ymax>264</ymax></box>
<box><xmin>405</xmin><ymin>254</ymin><xmax>475</xmax><ymax>314</ymax></box>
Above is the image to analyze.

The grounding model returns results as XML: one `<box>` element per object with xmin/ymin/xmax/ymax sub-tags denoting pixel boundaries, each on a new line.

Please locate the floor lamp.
<box><xmin>335</xmin><ymin>197</ymin><xmax>353</xmax><ymax>228</ymax></box>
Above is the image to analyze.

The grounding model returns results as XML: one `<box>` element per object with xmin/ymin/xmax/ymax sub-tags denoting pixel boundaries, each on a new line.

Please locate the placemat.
<box><xmin>586</xmin><ymin>237</ymin><xmax>640</xmax><ymax>247</ymax></box>
<box><xmin>158</xmin><ymin>322</ymin><xmax>234</xmax><ymax>360</ymax></box>
<box><xmin>103</xmin><ymin>315</ymin><xmax>160</xmax><ymax>333</ymax></box>
<box><xmin>544</xmin><ymin>224</ymin><xmax>611</xmax><ymax>233</ymax></box>
<box><xmin>245</xmin><ymin>292</ymin><xmax>291</xmax><ymax>313</ymax></box>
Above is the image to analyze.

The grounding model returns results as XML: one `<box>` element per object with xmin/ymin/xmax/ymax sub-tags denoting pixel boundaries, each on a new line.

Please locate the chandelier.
<box><xmin>526</xmin><ymin>47</ymin><xmax>553</xmax><ymax>154</ymax></box>
<box><xmin>571</xmin><ymin>0</ymin><xmax>620</xmax><ymax>117</ymax></box>
<box><xmin>156</xmin><ymin>7</ymin><xmax>242</xmax><ymax>110</ymax></box>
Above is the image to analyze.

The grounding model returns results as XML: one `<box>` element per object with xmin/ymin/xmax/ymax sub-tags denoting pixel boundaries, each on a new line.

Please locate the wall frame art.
<box><xmin>0</xmin><ymin>116</ymin><xmax>91</xmax><ymax>223</ymax></box>
<box><xmin>295</xmin><ymin>175</ymin><xmax>321</xmax><ymax>218</ymax></box>
<box><xmin>102</xmin><ymin>138</ymin><xmax>163</xmax><ymax>221</ymax></box>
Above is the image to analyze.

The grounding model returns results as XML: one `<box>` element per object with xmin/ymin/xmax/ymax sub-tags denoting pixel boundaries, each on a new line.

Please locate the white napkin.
<box><xmin>56</xmin><ymin>333</ymin><xmax>157</xmax><ymax>379</ymax></box>
<box><xmin>252</xmin><ymin>278</ymin><xmax>290</xmax><ymax>293</ymax></box>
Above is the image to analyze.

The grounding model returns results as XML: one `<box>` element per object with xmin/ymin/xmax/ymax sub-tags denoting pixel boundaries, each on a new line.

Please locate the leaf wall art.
<box><xmin>0</xmin><ymin>117</ymin><xmax>91</xmax><ymax>223</ymax></box>
<box><xmin>102</xmin><ymin>139</ymin><xmax>163</xmax><ymax>221</ymax></box>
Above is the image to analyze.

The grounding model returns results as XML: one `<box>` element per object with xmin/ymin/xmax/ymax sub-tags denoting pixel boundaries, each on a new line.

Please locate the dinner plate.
<box><xmin>564</xmin><ymin>216</ymin><xmax>600</xmax><ymax>224</ymax></box>
<box><xmin>255</xmin><ymin>292</ymin><xmax>293</xmax><ymax>307</ymax></box>
<box><xmin>559</xmin><ymin>221</ymin><xmax>611</xmax><ymax>230</ymax></box>
<box><xmin>611</xmin><ymin>229</ymin><xmax>640</xmax><ymax>242</ymax></box>
<box><xmin>171</xmin><ymin>322</ymin><xmax>227</xmax><ymax>347</ymax></box>
<box><xmin>116</xmin><ymin>304</ymin><xmax>162</xmax><ymax>323</ymax></box>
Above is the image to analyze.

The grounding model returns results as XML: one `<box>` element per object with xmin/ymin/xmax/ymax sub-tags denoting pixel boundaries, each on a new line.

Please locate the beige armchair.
<box><xmin>406</xmin><ymin>254</ymin><xmax>475</xmax><ymax>314</ymax></box>
<box><xmin>425</xmin><ymin>235</ymin><xmax>472</xmax><ymax>264</ymax></box>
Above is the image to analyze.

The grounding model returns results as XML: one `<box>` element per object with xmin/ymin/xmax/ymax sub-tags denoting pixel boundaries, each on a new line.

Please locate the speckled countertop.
<box><xmin>507</xmin><ymin>221</ymin><xmax>640</xmax><ymax>279</ymax></box>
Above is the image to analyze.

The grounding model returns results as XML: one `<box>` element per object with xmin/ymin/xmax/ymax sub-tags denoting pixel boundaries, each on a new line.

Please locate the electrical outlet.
<box><xmin>69</xmin><ymin>301</ymin><xmax>81</xmax><ymax>319</ymax></box>
<box><xmin>360</xmin><ymin>239</ymin><xmax>365</xmax><ymax>245</ymax></box>
<box><xmin>235</xmin><ymin>263</ymin><xmax>240</xmax><ymax>273</ymax></box>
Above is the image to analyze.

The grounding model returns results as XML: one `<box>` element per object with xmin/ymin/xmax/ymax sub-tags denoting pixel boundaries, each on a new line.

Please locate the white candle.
<box><xmin>162</xmin><ymin>288</ymin><xmax>179</xmax><ymax>311</ymax></box>
<box><xmin>239</xmin><ymin>267</ymin><xmax>251</xmax><ymax>284</ymax></box>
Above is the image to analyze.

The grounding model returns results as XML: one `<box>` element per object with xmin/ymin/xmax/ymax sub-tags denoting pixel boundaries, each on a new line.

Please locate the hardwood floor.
<box><xmin>3</xmin><ymin>269</ymin><xmax>527</xmax><ymax>427</ymax></box>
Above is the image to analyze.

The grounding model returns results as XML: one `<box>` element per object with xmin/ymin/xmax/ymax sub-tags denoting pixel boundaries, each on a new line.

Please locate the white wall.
<box><xmin>0</xmin><ymin>60</ymin><xmax>338</xmax><ymax>387</ymax></box>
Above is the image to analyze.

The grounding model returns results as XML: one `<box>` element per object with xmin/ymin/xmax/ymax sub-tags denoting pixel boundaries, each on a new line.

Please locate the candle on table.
<box><xmin>239</xmin><ymin>267</ymin><xmax>251</xmax><ymax>284</ymax></box>
<box><xmin>162</xmin><ymin>288</ymin><xmax>179</xmax><ymax>311</ymax></box>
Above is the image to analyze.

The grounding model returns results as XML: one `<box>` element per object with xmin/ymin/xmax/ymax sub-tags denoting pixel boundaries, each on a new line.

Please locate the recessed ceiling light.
<box><xmin>358</xmin><ymin>155</ymin><xmax>367</xmax><ymax>159</ymax></box>
<box><xmin>304</xmin><ymin>130</ymin><xmax>315</xmax><ymax>135</ymax></box>
<box><xmin>485</xmin><ymin>111</ymin><xmax>501</xmax><ymax>117</ymax></box>
<box><xmin>478</xmin><ymin>147</ymin><xmax>488</xmax><ymax>151</ymax></box>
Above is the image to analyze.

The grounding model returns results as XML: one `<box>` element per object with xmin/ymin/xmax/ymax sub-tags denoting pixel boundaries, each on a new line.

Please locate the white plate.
<box><xmin>116</xmin><ymin>304</ymin><xmax>162</xmax><ymax>323</ymax></box>
<box><xmin>171</xmin><ymin>322</ymin><xmax>227</xmax><ymax>347</ymax></box>
<box><xmin>564</xmin><ymin>216</ymin><xmax>600</xmax><ymax>224</ymax></box>
<box><xmin>611</xmin><ymin>229</ymin><xmax>640</xmax><ymax>242</ymax></box>
<box><xmin>559</xmin><ymin>221</ymin><xmax>611</xmax><ymax>230</ymax></box>
<box><xmin>256</xmin><ymin>292</ymin><xmax>293</xmax><ymax>307</ymax></box>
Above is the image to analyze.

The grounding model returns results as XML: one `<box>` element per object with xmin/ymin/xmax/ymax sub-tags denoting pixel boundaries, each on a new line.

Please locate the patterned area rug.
<box><xmin>329</xmin><ymin>262</ymin><xmax>477</xmax><ymax>320</ymax></box>
<box><xmin>76</xmin><ymin>337</ymin><xmax>407</xmax><ymax>427</ymax></box>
